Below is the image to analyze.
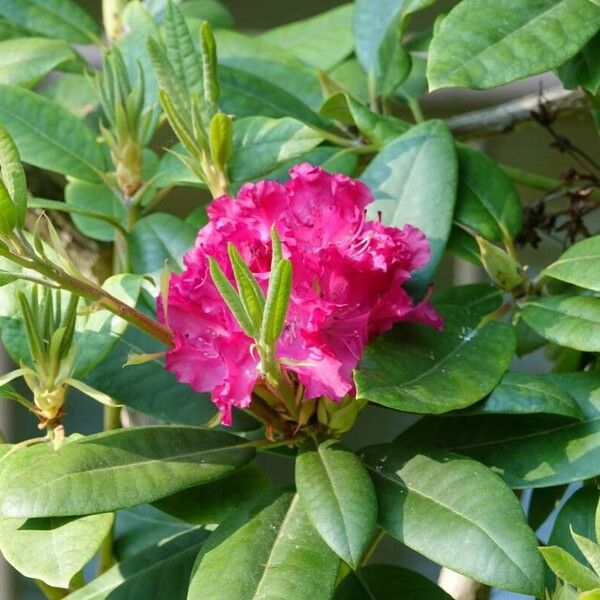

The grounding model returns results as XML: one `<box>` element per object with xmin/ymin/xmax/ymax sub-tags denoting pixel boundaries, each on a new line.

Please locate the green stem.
<box><xmin>35</xmin><ymin>581</ymin><xmax>67</xmax><ymax>600</ymax></box>
<box><xmin>361</xmin><ymin>528</ymin><xmax>385</xmax><ymax>566</ymax></box>
<box><xmin>407</xmin><ymin>98</ymin><xmax>425</xmax><ymax>123</ymax></box>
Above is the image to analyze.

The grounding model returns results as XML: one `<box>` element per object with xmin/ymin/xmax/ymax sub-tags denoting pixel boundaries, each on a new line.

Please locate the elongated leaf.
<box><xmin>0</xmin><ymin>513</ymin><xmax>113</xmax><ymax>588</ymax></box>
<box><xmin>0</xmin><ymin>0</ymin><xmax>99</xmax><ymax>44</ymax></box>
<box><xmin>544</xmin><ymin>236</ymin><xmax>600</xmax><ymax>292</ymax></box>
<box><xmin>216</xmin><ymin>30</ymin><xmax>322</xmax><ymax>108</ymax></box>
<box><xmin>228</xmin><ymin>243</ymin><xmax>264</xmax><ymax>331</ymax></box>
<box><xmin>528</xmin><ymin>485</ymin><xmax>568</xmax><ymax>531</ymax></box>
<box><xmin>65</xmin><ymin>180</ymin><xmax>127</xmax><ymax>242</ymax></box>
<box><xmin>334</xmin><ymin>564</ymin><xmax>453</xmax><ymax>599</ymax></box>
<box><xmin>428</xmin><ymin>0</ymin><xmax>600</xmax><ymax>90</ymax></box>
<box><xmin>0</xmin><ymin>85</ymin><xmax>106</xmax><ymax>181</ymax></box>
<box><xmin>464</xmin><ymin>371</ymin><xmax>583</xmax><ymax>419</ymax></box>
<box><xmin>355</xmin><ymin>304</ymin><xmax>515</xmax><ymax>414</ymax></box>
<box><xmin>129</xmin><ymin>213</ymin><xmax>197</xmax><ymax>275</ymax></box>
<box><xmin>114</xmin><ymin>504</ymin><xmax>200</xmax><ymax>560</ymax></box>
<box><xmin>361</xmin><ymin>444</ymin><xmax>544</xmax><ymax>596</ymax></box>
<box><xmin>260</xmin><ymin>4</ymin><xmax>354</xmax><ymax>70</ymax></box>
<box><xmin>68</xmin><ymin>526</ymin><xmax>207</xmax><ymax>600</ymax></box>
<box><xmin>559</xmin><ymin>31</ymin><xmax>600</xmax><ymax>94</ymax></box>
<box><xmin>432</xmin><ymin>283</ymin><xmax>502</xmax><ymax>320</ymax></box>
<box><xmin>188</xmin><ymin>491</ymin><xmax>341</xmax><ymax>600</ymax></box>
<box><xmin>455</xmin><ymin>145</ymin><xmax>522</xmax><ymax>242</ymax></box>
<box><xmin>541</xmin><ymin>546</ymin><xmax>600</xmax><ymax>590</ymax></box>
<box><xmin>153</xmin><ymin>465</ymin><xmax>272</xmax><ymax>525</ymax></box>
<box><xmin>261</xmin><ymin>258</ymin><xmax>292</xmax><ymax>344</ymax></box>
<box><xmin>521</xmin><ymin>295</ymin><xmax>600</xmax><ymax>352</ymax></box>
<box><xmin>398</xmin><ymin>372</ymin><xmax>600</xmax><ymax>488</ymax></box>
<box><xmin>573</xmin><ymin>532</ymin><xmax>600</xmax><ymax>575</ymax></box>
<box><xmin>0</xmin><ymin>37</ymin><xmax>74</xmax><ymax>88</ymax></box>
<box><xmin>0</xmin><ymin>426</ymin><xmax>254</xmax><ymax>517</ymax></box>
<box><xmin>296</xmin><ymin>440</ymin><xmax>377</xmax><ymax>568</ymax></box>
<box><xmin>0</xmin><ymin>123</ymin><xmax>27</xmax><ymax>226</ymax></box>
<box><xmin>361</xmin><ymin>120</ymin><xmax>457</xmax><ymax>288</ymax></box>
<box><xmin>219</xmin><ymin>65</ymin><xmax>326</xmax><ymax>128</ymax></box>
<box><xmin>550</xmin><ymin>487</ymin><xmax>599</xmax><ymax>566</ymax></box>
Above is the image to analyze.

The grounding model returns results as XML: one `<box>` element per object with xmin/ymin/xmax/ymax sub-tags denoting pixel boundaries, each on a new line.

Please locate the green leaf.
<box><xmin>320</xmin><ymin>93</ymin><xmax>409</xmax><ymax>147</ymax></box>
<box><xmin>0</xmin><ymin>177</ymin><xmax>16</xmax><ymax>234</ymax></box>
<box><xmin>0</xmin><ymin>123</ymin><xmax>27</xmax><ymax>227</ymax></box>
<box><xmin>334</xmin><ymin>564</ymin><xmax>453</xmax><ymax>600</ymax></box>
<box><xmin>0</xmin><ymin>426</ymin><xmax>255</xmax><ymax>517</ymax></box>
<box><xmin>114</xmin><ymin>504</ymin><xmax>200</xmax><ymax>560</ymax></box>
<box><xmin>463</xmin><ymin>371</ymin><xmax>583</xmax><ymax>419</ymax></box>
<box><xmin>427</xmin><ymin>0</ymin><xmax>600</xmax><ymax>90</ymax></box>
<box><xmin>65</xmin><ymin>180</ymin><xmax>126</xmax><ymax>242</ymax></box>
<box><xmin>521</xmin><ymin>295</ymin><xmax>600</xmax><ymax>352</ymax></box>
<box><xmin>558</xmin><ymin>30</ymin><xmax>600</xmax><ymax>94</ymax></box>
<box><xmin>550</xmin><ymin>487</ymin><xmax>599</xmax><ymax>567</ymax></box>
<box><xmin>228</xmin><ymin>242</ymin><xmax>265</xmax><ymax>331</ymax></box>
<box><xmin>361</xmin><ymin>444</ymin><xmax>543</xmax><ymax>596</ymax></box>
<box><xmin>0</xmin><ymin>85</ymin><xmax>106</xmax><ymax>182</ymax></box>
<box><xmin>355</xmin><ymin>304</ymin><xmax>515</xmax><ymax>414</ymax></box>
<box><xmin>215</xmin><ymin>30</ymin><xmax>323</xmax><ymax>109</ymax></box>
<box><xmin>219</xmin><ymin>65</ymin><xmax>327</xmax><ymax>129</ymax></box>
<box><xmin>74</xmin><ymin>273</ymin><xmax>143</xmax><ymax>377</ymax></box>
<box><xmin>544</xmin><ymin>236</ymin><xmax>600</xmax><ymax>292</ymax></box>
<box><xmin>0</xmin><ymin>513</ymin><xmax>113</xmax><ymax>588</ymax></box>
<box><xmin>528</xmin><ymin>485</ymin><xmax>568</xmax><ymax>531</ymax></box>
<box><xmin>0</xmin><ymin>0</ymin><xmax>99</xmax><ymax>44</ymax></box>
<box><xmin>354</xmin><ymin>0</ymin><xmax>437</xmax><ymax>74</ymax></box>
<box><xmin>397</xmin><ymin>372</ymin><xmax>600</xmax><ymax>488</ymax></box>
<box><xmin>261</xmin><ymin>258</ymin><xmax>292</xmax><ymax>344</ymax></box>
<box><xmin>295</xmin><ymin>440</ymin><xmax>377</xmax><ymax>568</ymax></box>
<box><xmin>573</xmin><ymin>532</ymin><xmax>600</xmax><ymax>575</ymax></box>
<box><xmin>129</xmin><ymin>213</ymin><xmax>197</xmax><ymax>275</ymax></box>
<box><xmin>260</xmin><ymin>4</ymin><xmax>354</xmax><ymax>70</ymax></box>
<box><xmin>153</xmin><ymin>465</ymin><xmax>273</xmax><ymax>525</ymax></box>
<box><xmin>541</xmin><ymin>546</ymin><xmax>600</xmax><ymax>590</ymax></box>
<box><xmin>431</xmin><ymin>283</ymin><xmax>502</xmax><ymax>320</ymax></box>
<box><xmin>0</xmin><ymin>37</ymin><xmax>74</xmax><ymax>88</ymax></box>
<box><xmin>229</xmin><ymin>117</ymin><xmax>324</xmax><ymax>183</ymax></box>
<box><xmin>377</xmin><ymin>22</ymin><xmax>411</xmax><ymax>97</ymax></box>
<box><xmin>361</xmin><ymin>120</ymin><xmax>457</xmax><ymax>288</ymax></box>
<box><xmin>455</xmin><ymin>145</ymin><xmax>522</xmax><ymax>242</ymax></box>
<box><xmin>164</xmin><ymin>1</ymin><xmax>203</xmax><ymax>96</ymax></box>
<box><xmin>40</xmin><ymin>73</ymin><xmax>97</xmax><ymax>117</ymax></box>
<box><xmin>180</xmin><ymin>0</ymin><xmax>234</xmax><ymax>28</ymax></box>
<box><xmin>581</xmin><ymin>590</ymin><xmax>600</xmax><ymax>600</ymax></box>
<box><xmin>68</xmin><ymin>526</ymin><xmax>208</xmax><ymax>600</ymax></box>
<box><xmin>187</xmin><ymin>491</ymin><xmax>341</xmax><ymax>600</ymax></box>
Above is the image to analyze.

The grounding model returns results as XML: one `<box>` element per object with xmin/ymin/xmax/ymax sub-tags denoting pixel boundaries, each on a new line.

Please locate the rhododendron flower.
<box><xmin>159</xmin><ymin>164</ymin><xmax>442</xmax><ymax>425</ymax></box>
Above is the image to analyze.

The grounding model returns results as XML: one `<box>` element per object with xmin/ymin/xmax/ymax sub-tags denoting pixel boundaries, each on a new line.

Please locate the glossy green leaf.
<box><xmin>0</xmin><ymin>426</ymin><xmax>254</xmax><ymax>517</ymax></box>
<box><xmin>398</xmin><ymin>372</ymin><xmax>600</xmax><ymax>488</ymax></box>
<box><xmin>0</xmin><ymin>37</ymin><xmax>74</xmax><ymax>88</ymax></box>
<box><xmin>544</xmin><ymin>236</ymin><xmax>600</xmax><ymax>292</ymax></box>
<box><xmin>154</xmin><ymin>465</ymin><xmax>272</xmax><ymax>525</ymax></box>
<box><xmin>114</xmin><ymin>504</ymin><xmax>200</xmax><ymax>560</ymax></box>
<box><xmin>558</xmin><ymin>31</ymin><xmax>600</xmax><ymax>94</ymax></box>
<box><xmin>377</xmin><ymin>24</ymin><xmax>411</xmax><ymax>97</ymax></box>
<box><xmin>229</xmin><ymin>117</ymin><xmax>324</xmax><ymax>183</ymax></box>
<box><xmin>65</xmin><ymin>180</ymin><xmax>126</xmax><ymax>242</ymax></box>
<box><xmin>541</xmin><ymin>546</ymin><xmax>600</xmax><ymax>590</ymax></box>
<box><xmin>216</xmin><ymin>30</ymin><xmax>322</xmax><ymax>108</ymax></box>
<box><xmin>361</xmin><ymin>120</ymin><xmax>457</xmax><ymax>287</ymax></box>
<box><xmin>0</xmin><ymin>513</ymin><xmax>113</xmax><ymax>588</ymax></box>
<box><xmin>261</xmin><ymin>259</ymin><xmax>292</xmax><ymax>344</ymax></box>
<box><xmin>40</xmin><ymin>73</ymin><xmax>97</xmax><ymax>117</ymax></box>
<box><xmin>0</xmin><ymin>85</ymin><xmax>105</xmax><ymax>182</ymax></box>
<box><xmin>129</xmin><ymin>213</ymin><xmax>197</xmax><ymax>275</ymax></box>
<box><xmin>295</xmin><ymin>440</ymin><xmax>377</xmax><ymax>568</ymax></box>
<box><xmin>68</xmin><ymin>526</ymin><xmax>207</xmax><ymax>600</ymax></box>
<box><xmin>428</xmin><ymin>0</ymin><xmax>600</xmax><ymax>90</ymax></box>
<box><xmin>581</xmin><ymin>589</ymin><xmax>600</xmax><ymax>599</ymax></box>
<box><xmin>463</xmin><ymin>371</ymin><xmax>583</xmax><ymax>419</ymax></box>
<box><xmin>354</xmin><ymin>0</ymin><xmax>437</xmax><ymax>74</ymax></box>
<box><xmin>219</xmin><ymin>65</ymin><xmax>326</xmax><ymax>128</ymax></box>
<box><xmin>0</xmin><ymin>123</ymin><xmax>27</xmax><ymax>227</ymax></box>
<box><xmin>260</xmin><ymin>4</ymin><xmax>354</xmax><ymax>70</ymax></box>
<box><xmin>361</xmin><ymin>444</ymin><xmax>543</xmax><ymax>596</ymax></box>
<box><xmin>521</xmin><ymin>295</ymin><xmax>600</xmax><ymax>352</ymax></box>
<box><xmin>550</xmin><ymin>487</ymin><xmax>599</xmax><ymax>566</ymax></box>
<box><xmin>573</xmin><ymin>532</ymin><xmax>600</xmax><ymax>575</ymax></box>
<box><xmin>334</xmin><ymin>564</ymin><xmax>453</xmax><ymax>600</ymax></box>
<box><xmin>329</xmin><ymin>58</ymin><xmax>369</xmax><ymax>103</ymax></box>
<box><xmin>355</xmin><ymin>304</ymin><xmax>515</xmax><ymax>414</ymax></box>
<box><xmin>188</xmin><ymin>491</ymin><xmax>341</xmax><ymax>600</ymax></box>
<box><xmin>180</xmin><ymin>0</ymin><xmax>234</xmax><ymax>27</ymax></box>
<box><xmin>432</xmin><ymin>283</ymin><xmax>502</xmax><ymax>320</ymax></box>
<box><xmin>0</xmin><ymin>0</ymin><xmax>99</xmax><ymax>44</ymax></box>
<box><xmin>455</xmin><ymin>145</ymin><xmax>522</xmax><ymax>242</ymax></box>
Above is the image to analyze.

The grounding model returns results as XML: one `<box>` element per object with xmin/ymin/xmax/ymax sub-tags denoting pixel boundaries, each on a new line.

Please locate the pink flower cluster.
<box><xmin>160</xmin><ymin>164</ymin><xmax>442</xmax><ymax>424</ymax></box>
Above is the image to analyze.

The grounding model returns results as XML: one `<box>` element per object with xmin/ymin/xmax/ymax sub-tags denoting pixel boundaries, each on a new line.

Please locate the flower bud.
<box><xmin>476</xmin><ymin>236</ymin><xmax>525</xmax><ymax>293</ymax></box>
